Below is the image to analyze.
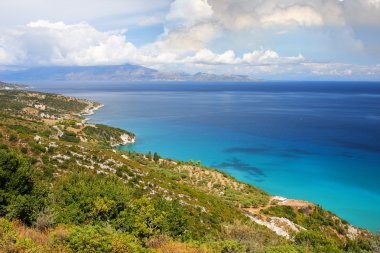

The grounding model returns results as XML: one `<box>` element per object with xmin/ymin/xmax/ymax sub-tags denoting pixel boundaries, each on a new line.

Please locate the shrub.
<box><xmin>60</xmin><ymin>131</ymin><xmax>80</xmax><ymax>143</ymax></box>
<box><xmin>153</xmin><ymin>152</ymin><xmax>160</xmax><ymax>162</ymax></box>
<box><xmin>50</xmin><ymin>172</ymin><xmax>133</xmax><ymax>224</ymax></box>
<box><xmin>294</xmin><ymin>231</ymin><xmax>340</xmax><ymax>252</ymax></box>
<box><xmin>262</xmin><ymin>206</ymin><xmax>297</xmax><ymax>221</ymax></box>
<box><xmin>0</xmin><ymin>218</ymin><xmax>16</xmax><ymax>250</ymax></box>
<box><xmin>258</xmin><ymin>244</ymin><xmax>305</xmax><ymax>253</ymax></box>
<box><xmin>8</xmin><ymin>134</ymin><xmax>17</xmax><ymax>142</ymax></box>
<box><xmin>21</xmin><ymin>147</ymin><xmax>28</xmax><ymax>154</ymax></box>
<box><xmin>0</xmin><ymin>150</ymin><xmax>48</xmax><ymax>225</ymax></box>
<box><xmin>64</xmin><ymin>225</ymin><xmax>113</xmax><ymax>252</ymax></box>
<box><xmin>35</xmin><ymin>209</ymin><xmax>55</xmax><ymax>231</ymax></box>
<box><xmin>371</xmin><ymin>231</ymin><xmax>380</xmax><ymax>253</ymax></box>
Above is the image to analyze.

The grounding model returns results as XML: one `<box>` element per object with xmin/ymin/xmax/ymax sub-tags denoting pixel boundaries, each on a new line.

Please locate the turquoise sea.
<box><xmin>31</xmin><ymin>81</ymin><xmax>380</xmax><ymax>232</ymax></box>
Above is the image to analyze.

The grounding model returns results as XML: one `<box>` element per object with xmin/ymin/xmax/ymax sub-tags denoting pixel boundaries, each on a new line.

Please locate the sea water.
<box><xmin>30</xmin><ymin>81</ymin><xmax>380</xmax><ymax>232</ymax></box>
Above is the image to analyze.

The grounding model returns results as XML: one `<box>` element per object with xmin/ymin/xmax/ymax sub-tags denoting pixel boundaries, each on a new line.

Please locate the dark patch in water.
<box><xmin>333</xmin><ymin>139</ymin><xmax>380</xmax><ymax>154</ymax></box>
<box><xmin>212</xmin><ymin>157</ymin><xmax>265</xmax><ymax>177</ymax></box>
<box><xmin>224</xmin><ymin>146</ymin><xmax>317</xmax><ymax>158</ymax></box>
<box><xmin>287</xmin><ymin>148</ymin><xmax>315</xmax><ymax>155</ymax></box>
<box><xmin>337</xmin><ymin>152</ymin><xmax>355</xmax><ymax>158</ymax></box>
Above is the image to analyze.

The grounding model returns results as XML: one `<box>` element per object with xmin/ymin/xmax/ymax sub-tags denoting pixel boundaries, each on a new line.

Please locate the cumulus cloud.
<box><xmin>300</xmin><ymin>62</ymin><xmax>380</xmax><ymax>79</ymax></box>
<box><xmin>138</xmin><ymin>16</ymin><xmax>163</xmax><ymax>27</ymax></box>
<box><xmin>0</xmin><ymin>0</ymin><xmax>170</xmax><ymax>29</ymax></box>
<box><xmin>152</xmin><ymin>0</ymin><xmax>218</xmax><ymax>54</ymax></box>
<box><xmin>0</xmin><ymin>20</ymin><xmax>304</xmax><ymax>68</ymax></box>
<box><xmin>208</xmin><ymin>0</ymin><xmax>346</xmax><ymax>29</ymax></box>
<box><xmin>182</xmin><ymin>48</ymin><xmax>305</xmax><ymax>66</ymax></box>
<box><xmin>166</xmin><ymin>0</ymin><xmax>213</xmax><ymax>27</ymax></box>
<box><xmin>206</xmin><ymin>0</ymin><xmax>380</xmax><ymax>29</ymax></box>
<box><xmin>260</xmin><ymin>6</ymin><xmax>324</xmax><ymax>26</ymax></box>
<box><xmin>242</xmin><ymin>50</ymin><xmax>305</xmax><ymax>65</ymax></box>
<box><xmin>182</xmin><ymin>49</ymin><xmax>239</xmax><ymax>65</ymax></box>
<box><xmin>0</xmin><ymin>20</ymin><xmax>138</xmax><ymax>66</ymax></box>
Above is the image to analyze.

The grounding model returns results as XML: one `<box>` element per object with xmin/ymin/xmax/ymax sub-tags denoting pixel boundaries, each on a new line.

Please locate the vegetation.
<box><xmin>0</xmin><ymin>89</ymin><xmax>377</xmax><ymax>252</ymax></box>
<box><xmin>82</xmin><ymin>124</ymin><xmax>135</xmax><ymax>147</ymax></box>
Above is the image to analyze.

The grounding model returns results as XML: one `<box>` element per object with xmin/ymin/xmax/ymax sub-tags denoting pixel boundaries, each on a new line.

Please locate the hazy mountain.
<box><xmin>0</xmin><ymin>64</ymin><xmax>256</xmax><ymax>82</ymax></box>
<box><xmin>0</xmin><ymin>81</ymin><xmax>28</xmax><ymax>89</ymax></box>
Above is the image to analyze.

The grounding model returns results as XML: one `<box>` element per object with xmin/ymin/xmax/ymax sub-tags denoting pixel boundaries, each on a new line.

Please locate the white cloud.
<box><xmin>138</xmin><ymin>16</ymin><xmax>163</xmax><ymax>27</ymax></box>
<box><xmin>152</xmin><ymin>0</ymin><xmax>217</xmax><ymax>54</ymax></box>
<box><xmin>208</xmin><ymin>0</ymin><xmax>345</xmax><ymax>29</ymax></box>
<box><xmin>0</xmin><ymin>47</ymin><xmax>15</xmax><ymax>65</ymax></box>
<box><xmin>150</xmin><ymin>23</ymin><xmax>219</xmax><ymax>54</ymax></box>
<box><xmin>0</xmin><ymin>20</ymin><xmax>139</xmax><ymax>66</ymax></box>
<box><xmin>0</xmin><ymin>0</ymin><xmax>380</xmax><ymax>81</ymax></box>
<box><xmin>1</xmin><ymin>19</ymin><xmax>378</xmax><ymax>81</ymax></box>
<box><xmin>260</xmin><ymin>6</ymin><xmax>324</xmax><ymax>26</ymax></box>
<box><xmin>305</xmin><ymin>63</ymin><xmax>354</xmax><ymax>76</ymax></box>
<box><xmin>166</xmin><ymin>0</ymin><xmax>213</xmax><ymax>27</ymax></box>
<box><xmin>207</xmin><ymin>0</ymin><xmax>380</xmax><ymax>29</ymax></box>
<box><xmin>242</xmin><ymin>50</ymin><xmax>305</xmax><ymax>65</ymax></box>
<box><xmin>179</xmin><ymin>48</ymin><xmax>305</xmax><ymax>66</ymax></box>
<box><xmin>300</xmin><ymin>62</ymin><xmax>380</xmax><ymax>79</ymax></box>
<box><xmin>0</xmin><ymin>0</ymin><xmax>170</xmax><ymax>29</ymax></box>
<box><xmin>182</xmin><ymin>49</ymin><xmax>239</xmax><ymax>64</ymax></box>
<box><xmin>0</xmin><ymin>20</ymin><xmax>306</xmax><ymax>69</ymax></box>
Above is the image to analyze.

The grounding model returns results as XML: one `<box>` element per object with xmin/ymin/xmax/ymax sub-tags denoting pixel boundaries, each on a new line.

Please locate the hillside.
<box><xmin>0</xmin><ymin>89</ymin><xmax>378</xmax><ymax>253</ymax></box>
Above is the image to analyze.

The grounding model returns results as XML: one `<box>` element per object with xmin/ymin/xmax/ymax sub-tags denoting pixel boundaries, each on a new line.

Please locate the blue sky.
<box><xmin>0</xmin><ymin>0</ymin><xmax>379</xmax><ymax>80</ymax></box>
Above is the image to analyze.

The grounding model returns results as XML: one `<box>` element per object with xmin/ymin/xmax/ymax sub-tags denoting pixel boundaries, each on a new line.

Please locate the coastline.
<box><xmin>0</xmin><ymin>87</ymin><xmax>374</xmax><ymax>251</ymax></box>
<box><xmin>73</xmin><ymin>82</ymin><xmax>380</xmax><ymax>233</ymax></box>
<box><xmin>85</xmin><ymin>99</ymin><xmax>371</xmax><ymax>237</ymax></box>
<box><xmin>81</xmin><ymin>103</ymin><xmax>104</xmax><ymax>116</ymax></box>
<box><xmin>81</xmin><ymin>103</ymin><xmax>136</xmax><ymax>147</ymax></box>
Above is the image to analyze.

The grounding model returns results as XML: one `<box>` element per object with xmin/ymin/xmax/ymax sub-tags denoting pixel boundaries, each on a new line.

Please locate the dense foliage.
<box><xmin>82</xmin><ymin>124</ymin><xmax>135</xmax><ymax>147</ymax></box>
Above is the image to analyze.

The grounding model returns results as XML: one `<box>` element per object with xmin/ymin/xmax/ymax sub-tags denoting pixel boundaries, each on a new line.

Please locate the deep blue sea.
<box><xmin>29</xmin><ymin>81</ymin><xmax>380</xmax><ymax>232</ymax></box>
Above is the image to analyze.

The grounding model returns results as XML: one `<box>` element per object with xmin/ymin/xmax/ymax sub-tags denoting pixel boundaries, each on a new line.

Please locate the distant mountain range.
<box><xmin>0</xmin><ymin>64</ymin><xmax>256</xmax><ymax>82</ymax></box>
<box><xmin>0</xmin><ymin>81</ymin><xmax>28</xmax><ymax>90</ymax></box>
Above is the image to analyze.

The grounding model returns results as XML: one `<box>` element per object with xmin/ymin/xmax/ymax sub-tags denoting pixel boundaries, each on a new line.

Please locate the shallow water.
<box><xmin>30</xmin><ymin>81</ymin><xmax>380</xmax><ymax>232</ymax></box>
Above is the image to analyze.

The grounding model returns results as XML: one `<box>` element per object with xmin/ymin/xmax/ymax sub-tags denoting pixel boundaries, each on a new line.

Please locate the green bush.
<box><xmin>51</xmin><ymin>172</ymin><xmax>133</xmax><ymax>224</ymax></box>
<box><xmin>20</xmin><ymin>147</ymin><xmax>28</xmax><ymax>154</ymax></box>
<box><xmin>8</xmin><ymin>134</ymin><xmax>17</xmax><ymax>142</ymax></box>
<box><xmin>258</xmin><ymin>244</ymin><xmax>305</xmax><ymax>253</ymax></box>
<box><xmin>294</xmin><ymin>231</ymin><xmax>340</xmax><ymax>252</ymax></box>
<box><xmin>262</xmin><ymin>206</ymin><xmax>297</xmax><ymax>221</ymax></box>
<box><xmin>61</xmin><ymin>131</ymin><xmax>80</xmax><ymax>143</ymax></box>
<box><xmin>64</xmin><ymin>225</ymin><xmax>114</xmax><ymax>252</ymax></box>
<box><xmin>0</xmin><ymin>150</ymin><xmax>48</xmax><ymax>225</ymax></box>
<box><xmin>0</xmin><ymin>218</ymin><xmax>16</xmax><ymax>250</ymax></box>
<box><xmin>8</xmin><ymin>124</ymin><xmax>36</xmax><ymax>135</ymax></box>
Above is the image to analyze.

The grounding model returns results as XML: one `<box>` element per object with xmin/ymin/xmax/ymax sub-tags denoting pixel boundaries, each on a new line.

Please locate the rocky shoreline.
<box><xmin>81</xmin><ymin>104</ymin><xmax>104</xmax><ymax>116</ymax></box>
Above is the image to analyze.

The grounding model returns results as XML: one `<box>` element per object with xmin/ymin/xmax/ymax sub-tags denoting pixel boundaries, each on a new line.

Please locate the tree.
<box><xmin>8</xmin><ymin>134</ymin><xmax>17</xmax><ymax>142</ymax></box>
<box><xmin>146</xmin><ymin>152</ymin><xmax>152</xmax><ymax>161</ymax></box>
<box><xmin>153</xmin><ymin>152</ymin><xmax>160</xmax><ymax>163</ymax></box>
<box><xmin>131</xmin><ymin>197</ymin><xmax>164</xmax><ymax>240</ymax></box>
<box><xmin>372</xmin><ymin>231</ymin><xmax>380</xmax><ymax>253</ymax></box>
<box><xmin>50</xmin><ymin>172</ymin><xmax>132</xmax><ymax>224</ymax></box>
<box><xmin>0</xmin><ymin>149</ymin><xmax>47</xmax><ymax>225</ymax></box>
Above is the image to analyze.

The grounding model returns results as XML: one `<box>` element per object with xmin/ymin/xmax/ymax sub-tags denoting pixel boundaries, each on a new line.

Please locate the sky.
<box><xmin>0</xmin><ymin>0</ymin><xmax>379</xmax><ymax>80</ymax></box>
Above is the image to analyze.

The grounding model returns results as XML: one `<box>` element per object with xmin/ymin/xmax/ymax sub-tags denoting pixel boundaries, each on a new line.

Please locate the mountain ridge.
<box><xmin>0</xmin><ymin>64</ymin><xmax>256</xmax><ymax>82</ymax></box>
